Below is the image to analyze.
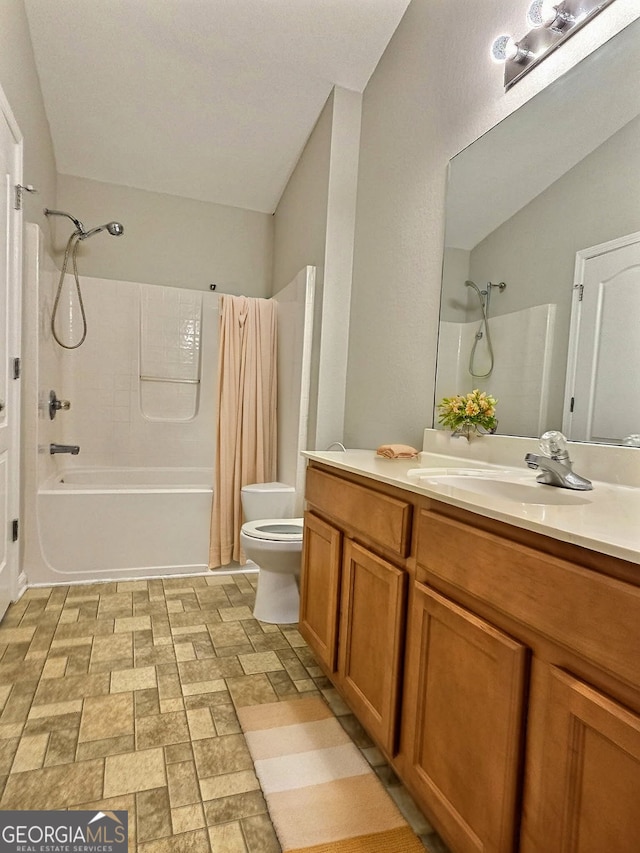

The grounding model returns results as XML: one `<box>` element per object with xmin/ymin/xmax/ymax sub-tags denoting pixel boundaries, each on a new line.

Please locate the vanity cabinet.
<box><xmin>300</xmin><ymin>460</ymin><xmax>640</xmax><ymax>853</ymax></box>
<box><xmin>299</xmin><ymin>464</ymin><xmax>412</xmax><ymax>755</ymax></box>
<box><xmin>410</xmin><ymin>501</ymin><xmax>640</xmax><ymax>853</ymax></box>
<box><xmin>403</xmin><ymin>583</ymin><xmax>527</xmax><ymax>853</ymax></box>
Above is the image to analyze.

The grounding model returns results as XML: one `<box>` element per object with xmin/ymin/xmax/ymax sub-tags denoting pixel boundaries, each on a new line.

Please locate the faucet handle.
<box><xmin>539</xmin><ymin>430</ymin><xmax>569</xmax><ymax>461</ymax></box>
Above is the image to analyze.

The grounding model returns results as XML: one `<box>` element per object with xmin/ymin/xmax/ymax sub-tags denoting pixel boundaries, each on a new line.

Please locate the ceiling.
<box><xmin>24</xmin><ymin>0</ymin><xmax>411</xmax><ymax>214</ymax></box>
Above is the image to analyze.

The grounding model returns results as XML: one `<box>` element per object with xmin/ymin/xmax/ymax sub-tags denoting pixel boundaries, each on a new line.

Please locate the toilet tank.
<box><xmin>241</xmin><ymin>482</ymin><xmax>296</xmax><ymax>521</ymax></box>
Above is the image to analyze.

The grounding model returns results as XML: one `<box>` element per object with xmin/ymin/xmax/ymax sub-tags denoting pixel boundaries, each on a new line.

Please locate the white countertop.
<box><xmin>302</xmin><ymin>449</ymin><xmax>640</xmax><ymax>566</ymax></box>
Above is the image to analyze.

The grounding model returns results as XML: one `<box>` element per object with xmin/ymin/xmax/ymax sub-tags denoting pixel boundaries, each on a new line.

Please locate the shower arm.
<box><xmin>44</xmin><ymin>208</ymin><xmax>85</xmax><ymax>235</ymax></box>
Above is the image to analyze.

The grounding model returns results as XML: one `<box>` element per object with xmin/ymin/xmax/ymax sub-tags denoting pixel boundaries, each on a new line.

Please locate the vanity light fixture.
<box><xmin>492</xmin><ymin>0</ymin><xmax>617</xmax><ymax>89</ymax></box>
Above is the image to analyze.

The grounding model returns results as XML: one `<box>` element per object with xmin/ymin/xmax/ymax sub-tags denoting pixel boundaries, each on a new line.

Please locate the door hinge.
<box><xmin>570</xmin><ymin>396</ymin><xmax>575</xmax><ymax>413</ymax></box>
<box><xmin>11</xmin><ymin>519</ymin><xmax>19</xmax><ymax>542</ymax></box>
<box><xmin>14</xmin><ymin>184</ymin><xmax>37</xmax><ymax>211</ymax></box>
<box><xmin>13</xmin><ymin>357</ymin><xmax>21</xmax><ymax>380</ymax></box>
<box><xmin>575</xmin><ymin>283</ymin><xmax>584</xmax><ymax>302</ymax></box>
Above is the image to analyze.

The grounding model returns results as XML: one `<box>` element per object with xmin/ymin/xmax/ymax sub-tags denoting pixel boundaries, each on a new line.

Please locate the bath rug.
<box><xmin>237</xmin><ymin>696</ymin><xmax>425</xmax><ymax>853</ymax></box>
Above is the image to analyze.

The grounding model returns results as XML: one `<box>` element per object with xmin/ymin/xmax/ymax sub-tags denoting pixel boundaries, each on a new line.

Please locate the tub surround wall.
<box><xmin>435</xmin><ymin>304</ymin><xmax>556</xmax><ymax>437</ymax></box>
<box><xmin>53</xmin><ymin>276</ymin><xmax>218</xmax><ymax>470</ymax></box>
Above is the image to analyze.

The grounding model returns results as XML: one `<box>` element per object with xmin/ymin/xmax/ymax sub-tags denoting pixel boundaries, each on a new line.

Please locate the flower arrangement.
<box><xmin>437</xmin><ymin>389</ymin><xmax>498</xmax><ymax>439</ymax></box>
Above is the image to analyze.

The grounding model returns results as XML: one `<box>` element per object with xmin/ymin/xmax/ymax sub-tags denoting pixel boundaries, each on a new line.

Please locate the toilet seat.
<box><xmin>241</xmin><ymin>517</ymin><xmax>303</xmax><ymax>542</ymax></box>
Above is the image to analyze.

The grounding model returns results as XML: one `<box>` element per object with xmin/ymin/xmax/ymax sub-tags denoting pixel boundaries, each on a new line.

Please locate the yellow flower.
<box><xmin>465</xmin><ymin>401</ymin><xmax>479</xmax><ymax>416</ymax></box>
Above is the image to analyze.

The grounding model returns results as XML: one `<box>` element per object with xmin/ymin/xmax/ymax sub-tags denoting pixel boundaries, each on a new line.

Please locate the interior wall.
<box><xmin>272</xmin><ymin>86</ymin><xmax>361</xmax><ymax>451</ymax></box>
<box><xmin>344</xmin><ymin>0</ymin><xmax>640</xmax><ymax>450</ymax></box>
<box><xmin>0</xmin><ymin>0</ymin><xmax>57</xmax><ymax>235</ymax></box>
<box><xmin>55</xmin><ymin>174</ymin><xmax>273</xmax><ymax>295</ymax></box>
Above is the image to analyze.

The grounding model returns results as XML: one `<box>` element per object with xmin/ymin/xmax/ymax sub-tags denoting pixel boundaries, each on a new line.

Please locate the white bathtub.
<box><xmin>37</xmin><ymin>467</ymin><xmax>213</xmax><ymax>582</ymax></box>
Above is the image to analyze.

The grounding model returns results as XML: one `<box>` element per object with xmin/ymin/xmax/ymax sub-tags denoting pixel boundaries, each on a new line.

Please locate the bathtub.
<box><xmin>36</xmin><ymin>467</ymin><xmax>213</xmax><ymax>582</ymax></box>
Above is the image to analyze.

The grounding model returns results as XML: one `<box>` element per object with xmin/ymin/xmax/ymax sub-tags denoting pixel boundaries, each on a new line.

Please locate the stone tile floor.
<box><xmin>0</xmin><ymin>573</ymin><xmax>450</xmax><ymax>852</ymax></box>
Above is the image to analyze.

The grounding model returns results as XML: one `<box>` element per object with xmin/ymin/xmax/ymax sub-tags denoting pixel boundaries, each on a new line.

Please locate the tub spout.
<box><xmin>50</xmin><ymin>443</ymin><xmax>80</xmax><ymax>455</ymax></box>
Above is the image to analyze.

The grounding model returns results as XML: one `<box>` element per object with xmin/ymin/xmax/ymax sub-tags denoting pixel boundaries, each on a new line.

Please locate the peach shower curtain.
<box><xmin>209</xmin><ymin>294</ymin><xmax>277</xmax><ymax>568</ymax></box>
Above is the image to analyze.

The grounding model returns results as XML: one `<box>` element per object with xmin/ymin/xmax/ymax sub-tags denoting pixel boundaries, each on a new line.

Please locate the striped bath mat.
<box><xmin>237</xmin><ymin>696</ymin><xmax>425</xmax><ymax>853</ymax></box>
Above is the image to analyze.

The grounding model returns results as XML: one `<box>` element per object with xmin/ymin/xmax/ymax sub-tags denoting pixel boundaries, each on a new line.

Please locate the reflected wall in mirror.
<box><xmin>435</xmin><ymin>16</ymin><xmax>640</xmax><ymax>445</ymax></box>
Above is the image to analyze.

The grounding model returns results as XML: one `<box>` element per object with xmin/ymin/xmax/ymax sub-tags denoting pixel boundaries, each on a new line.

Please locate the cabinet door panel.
<box><xmin>523</xmin><ymin>666</ymin><xmax>640</xmax><ymax>853</ymax></box>
<box><xmin>404</xmin><ymin>583</ymin><xmax>527</xmax><ymax>853</ymax></box>
<box><xmin>339</xmin><ymin>540</ymin><xmax>406</xmax><ymax>755</ymax></box>
<box><xmin>299</xmin><ymin>512</ymin><xmax>342</xmax><ymax>671</ymax></box>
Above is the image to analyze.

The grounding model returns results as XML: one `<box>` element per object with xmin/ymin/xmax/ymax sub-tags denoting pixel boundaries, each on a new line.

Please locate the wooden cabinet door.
<box><xmin>522</xmin><ymin>665</ymin><xmax>640</xmax><ymax>853</ymax></box>
<box><xmin>338</xmin><ymin>540</ymin><xmax>407</xmax><ymax>755</ymax></box>
<box><xmin>403</xmin><ymin>583</ymin><xmax>528</xmax><ymax>853</ymax></box>
<box><xmin>299</xmin><ymin>512</ymin><xmax>342</xmax><ymax>672</ymax></box>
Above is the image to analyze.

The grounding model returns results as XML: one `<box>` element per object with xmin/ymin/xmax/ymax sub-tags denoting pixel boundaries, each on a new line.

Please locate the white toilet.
<box><xmin>240</xmin><ymin>482</ymin><xmax>304</xmax><ymax>624</ymax></box>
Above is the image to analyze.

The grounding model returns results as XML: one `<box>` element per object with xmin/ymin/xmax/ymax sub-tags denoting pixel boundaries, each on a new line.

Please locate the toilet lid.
<box><xmin>241</xmin><ymin>517</ymin><xmax>304</xmax><ymax>541</ymax></box>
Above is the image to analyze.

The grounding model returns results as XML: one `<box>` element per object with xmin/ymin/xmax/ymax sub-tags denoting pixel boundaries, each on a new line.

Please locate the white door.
<box><xmin>0</xmin><ymin>91</ymin><xmax>22</xmax><ymax>621</ymax></box>
<box><xmin>564</xmin><ymin>232</ymin><xmax>640</xmax><ymax>444</ymax></box>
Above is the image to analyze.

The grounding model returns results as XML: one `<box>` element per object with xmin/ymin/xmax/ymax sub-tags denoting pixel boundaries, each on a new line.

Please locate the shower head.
<box><xmin>79</xmin><ymin>222</ymin><xmax>124</xmax><ymax>240</ymax></box>
<box><xmin>44</xmin><ymin>208</ymin><xmax>124</xmax><ymax>240</ymax></box>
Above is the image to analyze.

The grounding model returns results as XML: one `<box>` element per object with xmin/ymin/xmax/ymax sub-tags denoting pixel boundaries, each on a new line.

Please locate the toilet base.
<box><xmin>253</xmin><ymin>567</ymin><xmax>300</xmax><ymax>624</ymax></box>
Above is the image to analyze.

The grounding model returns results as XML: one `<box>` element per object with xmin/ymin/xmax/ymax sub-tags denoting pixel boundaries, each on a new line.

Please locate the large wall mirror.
<box><xmin>435</xmin><ymin>16</ymin><xmax>640</xmax><ymax>446</ymax></box>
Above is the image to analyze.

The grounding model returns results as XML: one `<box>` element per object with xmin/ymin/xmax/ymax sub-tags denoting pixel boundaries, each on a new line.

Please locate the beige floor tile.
<box><xmin>111</xmin><ymin>665</ymin><xmax>157</xmax><ymax>693</ymax></box>
<box><xmin>175</xmin><ymin>643</ymin><xmax>196</xmax><ymax>662</ymax></box>
<box><xmin>241</xmin><ymin>813</ymin><xmax>281</xmax><ymax>853</ymax></box>
<box><xmin>136</xmin><ymin>711</ymin><xmax>190</xmax><ymax>749</ymax></box>
<box><xmin>200</xmin><ymin>769</ymin><xmax>260</xmax><ymax>801</ymax></box>
<box><xmin>33</xmin><ymin>673</ymin><xmax>110</xmax><ymax>705</ymax></box>
<box><xmin>92</xmin><ymin>633</ymin><xmax>134</xmax><ymax>663</ymax></box>
<box><xmin>138</xmin><ymin>828</ymin><xmax>211</xmax><ymax>853</ymax></box>
<box><xmin>0</xmin><ymin>626</ymin><xmax>37</xmax><ymax>644</ymax></box>
<box><xmin>76</xmin><ymin>735</ymin><xmax>135</xmax><ymax>761</ymax></box>
<box><xmin>79</xmin><ymin>693</ymin><xmax>134</xmax><ymax>742</ymax></box>
<box><xmin>167</xmin><ymin>760</ymin><xmax>201</xmax><ymax>808</ymax></box>
<box><xmin>0</xmin><ymin>684</ymin><xmax>12</xmax><ymax>712</ymax></box>
<box><xmin>117</xmin><ymin>580</ymin><xmax>149</xmax><ymax>593</ymax></box>
<box><xmin>159</xmin><ymin>698</ymin><xmax>184</xmax><ymax>714</ymax></box>
<box><xmin>114</xmin><ymin>615</ymin><xmax>152</xmax><ymax>633</ymax></box>
<box><xmin>181</xmin><ymin>678</ymin><xmax>226</xmax><ymax>697</ymax></box>
<box><xmin>28</xmin><ymin>699</ymin><xmax>83</xmax><ymax>719</ymax></box>
<box><xmin>178</xmin><ymin>657</ymin><xmax>242</xmax><ymax>683</ymax></box>
<box><xmin>11</xmin><ymin>733</ymin><xmax>49</xmax><ymax>773</ymax></box>
<box><xmin>238</xmin><ymin>651</ymin><xmax>285</xmax><ymax>675</ymax></box>
<box><xmin>203</xmin><ymin>790</ymin><xmax>267</xmax><ymax>825</ymax></box>
<box><xmin>104</xmin><ymin>747</ymin><xmax>166</xmax><ymax>797</ymax></box>
<box><xmin>171</xmin><ymin>802</ymin><xmax>205</xmax><ymax>835</ymax></box>
<box><xmin>186</xmin><ymin>708</ymin><xmax>215</xmax><ymax>741</ymax></box>
<box><xmin>135</xmin><ymin>688</ymin><xmax>161</xmax><ymax>717</ymax></box>
<box><xmin>193</xmin><ymin>734</ymin><xmax>253</xmax><ymax>780</ymax></box>
<box><xmin>225</xmin><ymin>674</ymin><xmax>278</xmax><ymax>708</ymax></box>
<box><xmin>208</xmin><ymin>622</ymin><xmax>250</xmax><ymax>648</ymax></box>
<box><xmin>211</xmin><ymin>704</ymin><xmax>241</xmax><ymax>736</ymax></box>
<box><xmin>137</xmin><ymin>786</ymin><xmax>172</xmax><ymax>843</ymax></box>
<box><xmin>41</xmin><ymin>657</ymin><xmax>68</xmax><ymax>679</ymax></box>
<box><xmin>44</xmin><ymin>728</ymin><xmax>79</xmax><ymax>766</ymax></box>
<box><xmin>164</xmin><ymin>742</ymin><xmax>193</xmax><ymax>764</ymax></box>
<box><xmin>69</xmin><ymin>793</ymin><xmax>137</xmax><ymax>849</ymax></box>
<box><xmin>1</xmin><ymin>758</ymin><xmax>104</xmax><ymax>808</ymax></box>
<box><xmin>0</xmin><ymin>738</ymin><xmax>19</xmax><ymax>775</ymax></box>
<box><xmin>0</xmin><ymin>723</ymin><xmax>23</xmax><ymax>740</ymax></box>
<box><xmin>218</xmin><ymin>605</ymin><xmax>254</xmax><ymax>622</ymax></box>
<box><xmin>208</xmin><ymin>821</ymin><xmax>247</xmax><ymax>852</ymax></box>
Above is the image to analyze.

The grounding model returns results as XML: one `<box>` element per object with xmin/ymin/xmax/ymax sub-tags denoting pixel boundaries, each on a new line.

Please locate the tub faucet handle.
<box><xmin>49</xmin><ymin>390</ymin><xmax>71</xmax><ymax>420</ymax></box>
<box><xmin>50</xmin><ymin>443</ymin><xmax>80</xmax><ymax>455</ymax></box>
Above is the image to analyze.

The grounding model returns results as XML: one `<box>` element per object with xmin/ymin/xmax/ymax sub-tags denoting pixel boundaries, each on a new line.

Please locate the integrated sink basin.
<box><xmin>408</xmin><ymin>467</ymin><xmax>592</xmax><ymax>506</ymax></box>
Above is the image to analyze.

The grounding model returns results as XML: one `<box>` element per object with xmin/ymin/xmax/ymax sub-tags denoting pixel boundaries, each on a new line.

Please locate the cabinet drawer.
<box><xmin>305</xmin><ymin>466</ymin><xmax>412</xmax><ymax>557</ymax></box>
<box><xmin>416</xmin><ymin>509</ymin><xmax>640</xmax><ymax>687</ymax></box>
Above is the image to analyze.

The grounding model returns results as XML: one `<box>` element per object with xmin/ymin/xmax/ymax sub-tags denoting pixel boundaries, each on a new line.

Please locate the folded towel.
<box><xmin>376</xmin><ymin>444</ymin><xmax>419</xmax><ymax>459</ymax></box>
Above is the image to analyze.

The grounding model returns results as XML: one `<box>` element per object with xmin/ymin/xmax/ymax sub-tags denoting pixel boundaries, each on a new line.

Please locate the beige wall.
<box><xmin>344</xmin><ymin>0</ymin><xmax>640</xmax><ymax>450</ymax></box>
<box><xmin>272</xmin><ymin>87</ymin><xmax>361</xmax><ymax>450</ymax></box>
<box><xmin>56</xmin><ymin>174</ymin><xmax>273</xmax><ymax>295</ymax></box>
<box><xmin>0</xmin><ymin>0</ymin><xmax>56</xmax><ymax>234</ymax></box>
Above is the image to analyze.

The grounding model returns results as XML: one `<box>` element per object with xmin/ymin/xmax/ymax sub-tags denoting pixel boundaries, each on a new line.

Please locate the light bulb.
<box><xmin>527</xmin><ymin>0</ymin><xmax>560</xmax><ymax>28</ymax></box>
<box><xmin>491</xmin><ymin>35</ymin><xmax>529</xmax><ymax>63</ymax></box>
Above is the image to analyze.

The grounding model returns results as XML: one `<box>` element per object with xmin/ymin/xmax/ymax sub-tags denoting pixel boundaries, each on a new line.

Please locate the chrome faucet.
<box><xmin>524</xmin><ymin>430</ymin><xmax>592</xmax><ymax>491</ymax></box>
<box><xmin>50</xmin><ymin>443</ymin><xmax>80</xmax><ymax>455</ymax></box>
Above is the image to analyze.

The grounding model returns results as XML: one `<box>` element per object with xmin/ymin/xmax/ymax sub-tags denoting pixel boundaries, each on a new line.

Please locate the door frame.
<box><xmin>563</xmin><ymin>230</ymin><xmax>640</xmax><ymax>440</ymax></box>
<box><xmin>0</xmin><ymin>81</ymin><xmax>24</xmax><ymax>608</ymax></box>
